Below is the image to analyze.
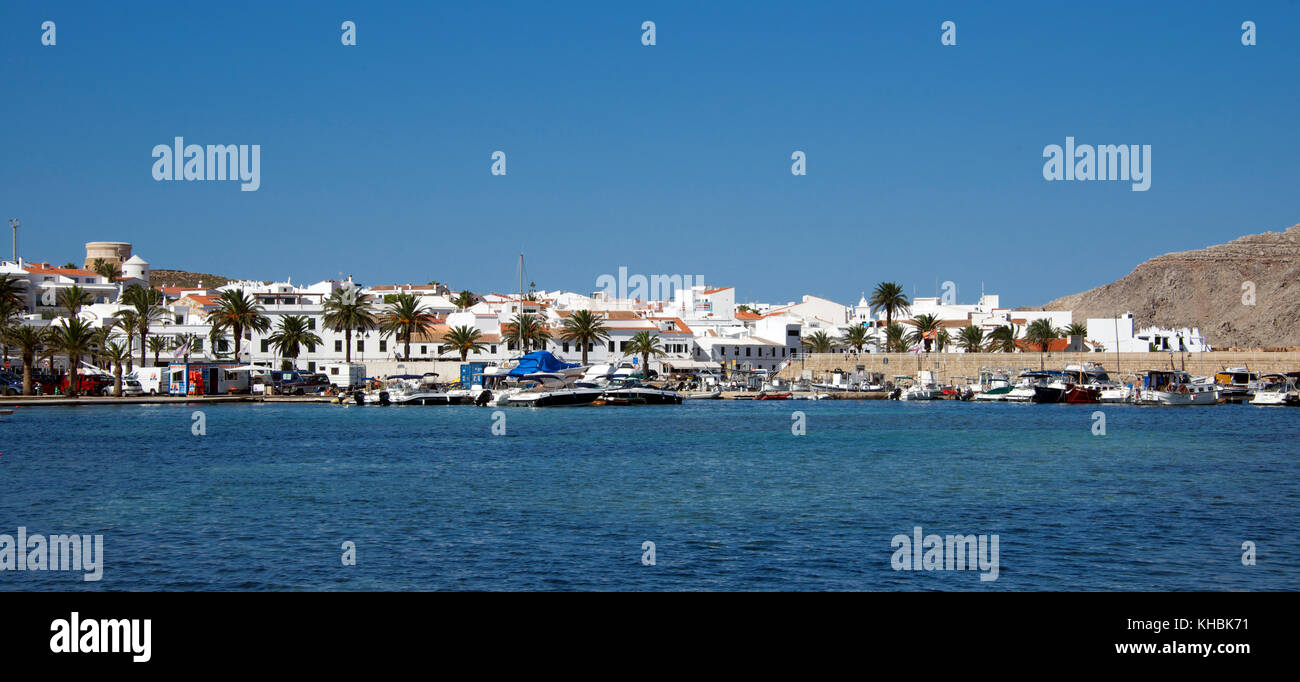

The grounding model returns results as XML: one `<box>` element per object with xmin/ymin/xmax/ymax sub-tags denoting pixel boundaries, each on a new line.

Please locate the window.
<box><xmin>334</xmin><ymin>340</ymin><xmax>343</xmax><ymax>352</ymax></box>
<box><xmin>562</xmin><ymin>342</ymin><xmax>569</xmax><ymax>352</ymax></box>
<box><xmin>330</xmin><ymin>367</ymin><xmax>339</xmax><ymax>375</ymax></box>
<box><xmin>218</xmin><ymin>339</ymin><xmax>229</xmax><ymax>352</ymax></box>
<box><xmin>357</xmin><ymin>339</ymin><xmax>364</xmax><ymax>352</ymax></box>
<box><xmin>261</xmin><ymin>340</ymin><xmax>270</xmax><ymax>353</ymax></box>
<box><xmin>490</xmin><ymin>345</ymin><xmax>497</xmax><ymax>354</ymax></box>
<box><xmin>379</xmin><ymin>340</ymin><xmax>387</xmax><ymax>352</ymax></box>
<box><xmin>194</xmin><ymin>339</ymin><xmax>204</xmax><ymax>351</ymax></box>
<box><xmin>307</xmin><ymin>319</ymin><xmax>316</xmax><ymax>330</ymax></box>
<box><xmin>420</xmin><ymin>345</ymin><xmax>427</xmax><ymax>355</ymax></box>
<box><xmin>307</xmin><ymin>362</ymin><xmax>316</xmax><ymax>372</ymax></box>
<box><xmin>745</xmin><ymin>347</ymin><xmax>751</xmax><ymax>357</ymax></box>
<box><xmin>608</xmin><ymin>341</ymin><xmax>615</xmax><ymax>352</ymax></box>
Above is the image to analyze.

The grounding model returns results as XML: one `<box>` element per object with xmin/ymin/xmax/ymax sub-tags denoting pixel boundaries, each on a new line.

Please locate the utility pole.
<box><xmin>7</xmin><ymin>218</ymin><xmax>17</xmax><ymax>263</ymax></box>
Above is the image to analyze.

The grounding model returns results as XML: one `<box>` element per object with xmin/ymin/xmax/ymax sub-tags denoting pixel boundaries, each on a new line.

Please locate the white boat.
<box><xmin>682</xmin><ymin>389</ymin><xmax>722</xmax><ymax>399</ymax></box>
<box><xmin>1133</xmin><ymin>370</ymin><xmax>1219</xmax><ymax>406</ymax></box>
<box><xmin>1249</xmin><ymin>374</ymin><xmax>1292</xmax><ymax>406</ymax></box>
<box><xmin>899</xmin><ymin>370</ymin><xmax>942</xmax><ymax>401</ymax></box>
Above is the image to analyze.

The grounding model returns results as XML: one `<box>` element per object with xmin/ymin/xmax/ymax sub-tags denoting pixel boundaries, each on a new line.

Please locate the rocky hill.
<box><xmin>1041</xmin><ymin>224</ymin><xmax>1300</xmax><ymax>349</ymax></box>
<box><xmin>149</xmin><ymin>269</ymin><xmax>232</xmax><ymax>289</ymax></box>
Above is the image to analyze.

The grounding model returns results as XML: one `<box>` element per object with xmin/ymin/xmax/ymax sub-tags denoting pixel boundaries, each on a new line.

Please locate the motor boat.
<box><xmin>1214</xmin><ymin>367</ymin><xmax>1262</xmax><ymax>403</ymax></box>
<box><xmin>1249</xmin><ymin>374</ymin><xmax>1293</xmax><ymax>406</ymax></box>
<box><xmin>599</xmin><ymin>377</ymin><xmax>682</xmax><ymax>405</ymax></box>
<box><xmin>1133</xmin><ymin>370</ymin><xmax>1219</xmax><ymax>405</ymax></box>
<box><xmin>356</xmin><ymin>373</ymin><xmax>461</xmax><ymax>405</ymax></box>
<box><xmin>899</xmin><ymin>370</ymin><xmax>942</xmax><ymax>401</ymax></box>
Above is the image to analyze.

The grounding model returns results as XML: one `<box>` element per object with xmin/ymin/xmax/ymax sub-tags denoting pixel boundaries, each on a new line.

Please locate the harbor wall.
<box><xmin>778</xmin><ymin>351</ymin><xmax>1300</xmax><ymax>385</ymax></box>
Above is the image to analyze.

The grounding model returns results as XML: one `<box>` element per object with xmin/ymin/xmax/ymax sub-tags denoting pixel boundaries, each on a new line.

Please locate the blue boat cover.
<box><xmin>508</xmin><ymin>351</ymin><xmax>579</xmax><ymax>376</ymax></box>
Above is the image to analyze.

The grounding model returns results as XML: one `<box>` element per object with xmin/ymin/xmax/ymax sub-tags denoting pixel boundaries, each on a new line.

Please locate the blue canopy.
<box><xmin>508</xmin><ymin>351</ymin><xmax>579</xmax><ymax>376</ymax></box>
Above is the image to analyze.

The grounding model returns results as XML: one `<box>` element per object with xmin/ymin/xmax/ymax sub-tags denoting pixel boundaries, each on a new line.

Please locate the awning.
<box><xmin>662</xmin><ymin>360</ymin><xmax>722</xmax><ymax>370</ymax></box>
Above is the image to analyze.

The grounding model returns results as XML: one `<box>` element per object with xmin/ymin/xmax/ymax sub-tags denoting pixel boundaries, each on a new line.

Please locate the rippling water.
<box><xmin>1</xmin><ymin>400</ymin><xmax>1297</xmax><ymax>591</ymax></box>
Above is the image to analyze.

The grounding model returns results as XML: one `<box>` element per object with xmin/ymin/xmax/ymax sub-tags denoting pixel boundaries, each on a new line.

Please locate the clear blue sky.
<box><xmin>3</xmin><ymin>1</ymin><xmax>1298</xmax><ymax>307</ymax></box>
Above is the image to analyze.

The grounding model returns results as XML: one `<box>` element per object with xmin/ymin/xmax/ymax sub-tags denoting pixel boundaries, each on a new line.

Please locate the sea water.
<box><xmin>1</xmin><ymin>401</ymin><xmax>1296</xmax><ymax>591</ymax></box>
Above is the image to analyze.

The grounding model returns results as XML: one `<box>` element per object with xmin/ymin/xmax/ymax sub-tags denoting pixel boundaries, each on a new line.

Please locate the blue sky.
<box><xmin>3</xmin><ymin>1</ymin><xmax>1298</xmax><ymax>307</ymax></box>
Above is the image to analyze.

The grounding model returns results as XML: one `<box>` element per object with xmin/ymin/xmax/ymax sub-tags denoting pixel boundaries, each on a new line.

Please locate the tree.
<box><xmin>843</xmin><ymin>325</ymin><xmax>870</xmax><ymax>353</ymax></box>
<box><xmin>380</xmin><ymin>293</ymin><xmax>435</xmax><ymax>360</ymax></box>
<box><xmin>57</xmin><ymin>284</ymin><xmax>93</xmax><ymax>320</ymax></box>
<box><xmin>868</xmin><ymin>282</ymin><xmax>910</xmax><ymax>328</ymax></box>
<box><xmin>121</xmin><ymin>285</ymin><xmax>166</xmax><ymax>368</ymax></box>
<box><xmin>1</xmin><ymin>325</ymin><xmax>47</xmax><ymax>395</ymax></box>
<box><xmin>267</xmin><ymin>316</ymin><xmax>322</xmax><ymax>368</ymax></box>
<box><xmin>1025</xmin><ymin>318</ymin><xmax>1061</xmax><ymax>369</ymax></box>
<box><xmin>559</xmin><ymin>310</ymin><xmax>610</xmax><ymax>365</ymax></box>
<box><xmin>936</xmin><ymin>328</ymin><xmax>951</xmax><ymax>353</ymax></box>
<box><xmin>91</xmin><ymin>258</ymin><xmax>122</xmax><ymax>281</ymax></box>
<box><xmin>624</xmin><ymin>331</ymin><xmax>666</xmax><ymax>377</ymax></box>
<box><xmin>957</xmin><ymin>325</ymin><xmax>985</xmax><ymax>354</ymax></box>
<box><xmin>884</xmin><ymin>323</ymin><xmax>908</xmax><ymax>353</ymax></box>
<box><xmin>101</xmin><ymin>339</ymin><xmax>132</xmax><ymax>397</ymax></box>
<box><xmin>987</xmin><ymin>324</ymin><xmax>1019</xmax><ymax>353</ymax></box>
<box><xmin>441</xmin><ymin>325</ymin><xmax>486</xmax><ymax>361</ymax></box>
<box><xmin>147</xmin><ymin>335</ymin><xmax>168</xmax><ymax>366</ymax></box>
<box><xmin>48</xmin><ymin>318</ymin><xmax>97</xmax><ymax>396</ymax></box>
<box><xmin>801</xmin><ymin>330</ymin><xmax>837</xmax><ymax>354</ymax></box>
<box><xmin>505</xmin><ymin>313</ymin><xmax>550</xmax><ymax>354</ymax></box>
<box><xmin>907</xmin><ymin>314</ymin><xmax>940</xmax><ymax>352</ymax></box>
<box><xmin>113</xmin><ymin>309</ymin><xmax>141</xmax><ymax>372</ymax></box>
<box><xmin>0</xmin><ymin>274</ymin><xmax>24</xmax><ymax>310</ymax></box>
<box><xmin>322</xmin><ymin>287</ymin><xmax>377</xmax><ymax>363</ymax></box>
<box><xmin>0</xmin><ymin>296</ymin><xmax>19</xmax><ymax>368</ymax></box>
<box><xmin>208</xmin><ymin>289</ymin><xmax>271</xmax><ymax>363</ymax></box>
<box><xmin>452</xmin><ymin>290</ymin><xmax>477</xmax><ymax>311</ymax></box>
<box><xmin>1064</xmin><ymin>322</ymin><xmax>1088</xmax><ymax>338</ymax></box>
<box><xmin>175</xmin><ymin>332</ymin><xmax>199</xmax><ymax>363</ymax></box>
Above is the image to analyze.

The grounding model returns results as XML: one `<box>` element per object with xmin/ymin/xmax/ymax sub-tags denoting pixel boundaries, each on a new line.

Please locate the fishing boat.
<box><xmin>1214</xmin><ymin>367</ymin><xmax>1263</xmax><ymax>403</ymax></box>
<box><xmin>1133</xmin><ymin>369</ymin><xmax>1218</xmax><ymax>406</ymax></box>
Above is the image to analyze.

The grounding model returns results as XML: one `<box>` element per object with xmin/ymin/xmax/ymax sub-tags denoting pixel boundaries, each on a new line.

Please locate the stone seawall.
<box><xmin>778</xmin><ymin>351</ymin><xmax>1300</xmax><ymax>385</ymax></box>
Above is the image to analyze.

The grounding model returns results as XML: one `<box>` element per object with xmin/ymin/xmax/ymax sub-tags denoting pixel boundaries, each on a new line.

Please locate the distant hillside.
<box><xmin>150</xmin><ymin>269</ymin><xmax>232</xmax><ymax>289</ymax></box>
<box><xmin>1041</xmin><ymin>224</ymin><xmax>1300</xmax><ymax>349</ymax></box>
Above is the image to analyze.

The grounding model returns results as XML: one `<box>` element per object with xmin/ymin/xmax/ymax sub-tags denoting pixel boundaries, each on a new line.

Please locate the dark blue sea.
<box><xmin>2</xmin><ymin>400</ymin><xmax>1297</xmax><ymax>591</ymax></box>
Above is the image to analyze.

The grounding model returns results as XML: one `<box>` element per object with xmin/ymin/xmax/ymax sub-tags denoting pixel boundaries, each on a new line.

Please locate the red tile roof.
<box><xmin>25</xmin><ymin>263</ymin><xmax>101</xmax><ymax>278</ymax></box>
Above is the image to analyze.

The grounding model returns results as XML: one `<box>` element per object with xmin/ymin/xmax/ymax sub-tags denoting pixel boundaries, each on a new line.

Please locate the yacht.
<box><xmin>1214</xmin><ymin>367</ymin><xmax>1263</xmax><ymax>403</ymax></box>
<box><xmin>598</xmin><ymin>377</ymin><xmax>683</xmax><ymax>405</ymax></box>
<box><xmin>899</xmin><ymin>370</ymin><xmax>942</xmax><ymax>401</ymax></box>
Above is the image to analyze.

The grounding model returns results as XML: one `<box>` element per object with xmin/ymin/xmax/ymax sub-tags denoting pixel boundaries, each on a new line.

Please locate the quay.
<box><xmin>0</xmin><ymin>395</ymin><xmax>335</xmax><ymax>408</ymax></box>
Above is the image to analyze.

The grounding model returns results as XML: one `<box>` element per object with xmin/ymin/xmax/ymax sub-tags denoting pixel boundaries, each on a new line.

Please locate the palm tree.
<box><xmin>505</xmin><ymin>313</ymin><xmax>551</xmax><ymax>354</ymax></box>
<box><xmin>957</xmin><ymin>325</ymin><xmax>985</xmax><ymax>353</ymax></box>
<box><xmin>208</xmin><ymin>289</ymin><xmax>271</xmax><ymax>363</ymax></box>
<box><xmin>1064</xmin><ymin>322</ymin><xmax>1088</xmax><ymax>339</ymax></box>
<box><xmin>1025</xmin><ymin>318</ymin><xmax>1060</xmax><ymax>369</ymax></box>
<box><xmin>0</xmin><ymin>296</ymin><xmax>19</xmax><ymax>368</ymax></box>
<box><xmin>0</xmin><ymin>274</ymin><xmax>24</xmax><ymax>309</ymax></box>
<box><xmin>868</xmin><ymin>282</ymin><xmax>910</xmax><ymax>328</ymax></box>
<box><xmin>801</xmin><ymin>330</ymin><xmax>837</xmax><ymax>354</ymax></box>
<box><xmin>147</xmin><ymin>335</ymin><xmax>168</xmax><ymax>366</ymax></box>
<box><xmin>57</xmin><ymin>284</ymin><xmax>93</xmax><ymax>320</ymax></box>
<box><xmin>91</xmin><ymin>258</ymin><xmax>122</xmax><ymax>281</ymax></box>
<box><xmin>101</xmin><ymin>339</ymin><xmax>132</xmax><ymax>397</ymax></box>
<box><xmin>559</xmin><ymin>310</ymin><xmax>610</xmax><ymax>365</ymax></box>
<box><xmin>113</xmin><ymin>309</ymin><xmax>141</xmax><ymax>371</ymax></box>
<box><xmin>452</xmin><ymin>290</ymin><xmax>477</xmax><ymax>311</ymax></box>
<box><xmin>322</xmin><ymin>288</ymin><xmax>377</xmax><ymax>363</ymax></box>
<box><xmin>907</xmin><ymin>314</ymin><xmax>940</xmax><ymax>352</ymax></box>
<box><xmin>441</xmin><ymin>325</ymin><xmax>487</xmax><ymax>361</ymax></box>
<box><xmin>936</xmin><ymin>328</ymin><xmax>951</xmax><ymax>353</ymax></box>
<box><xmin>1</xmin><ymin>325</ymin><xmax>47</xmax><ymax>395</ymax></box>
<box><xmin>48</xmin><ymin>318</ymin><xmax>97</xmax><ymax>396</ymax></box>
<box><xmin>624</xmin><ymin>331</ymin><xmax>666</xmax><ymax>377</ymax></box>
<box><xmin>843</xmin><ymin>325</ymin><xmax>870</xmax><ymax>353</ymax></box>
<box><xmin>987</xmin><ymin>324</ymin><xmax>1019</xmax><ymax>353</ymax></box>
<box><xmin>121</xmin><ymin>285</ymin><xmax>167</xmax><ymax>368</ymax></box>
<box><xmin>379</xmin><ymin>293</ymin><xmax>435</xmax><ymax>360</ymax></box>
<box><xmin>884</xmin><ymin>323</ymin><xmax>908</xmax><ymax>353</ymax></box>
<box><xmin>267</xmin><ymin>315</ymin><xmax>322</xmax><ymax>368</ymax></box>
<box><xmin>175</xmin><ymin>332</ymin><xmax>199</xmax><ymax>363</ymax></box>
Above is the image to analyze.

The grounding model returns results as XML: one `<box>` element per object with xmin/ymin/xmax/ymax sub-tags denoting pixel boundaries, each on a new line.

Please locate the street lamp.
<box><xmin>7</xmin><ymin>218</ymin><xmax>17</xmax><ymax>263</ymax></box>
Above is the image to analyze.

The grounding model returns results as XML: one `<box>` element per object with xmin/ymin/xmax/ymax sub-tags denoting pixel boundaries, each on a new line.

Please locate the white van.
<box><xmin>131</xmin><ymin>367</ymin><xmax>166</xmax><ymax>395</ymax></box>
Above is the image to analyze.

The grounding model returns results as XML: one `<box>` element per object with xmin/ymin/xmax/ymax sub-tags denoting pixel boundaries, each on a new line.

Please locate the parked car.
<box><xmin>101</xmin><ymin>379</ymin><xmax>145</xmax><ymax>396</ymax></box>
<box><xmin>268</xmin><ymin>370</ymin><xmax>331</xmax><ymax>395</ymax></box>
<box><xmin>1</xmin><ymin>370</ymin><xmax>21</xmax><ymax>396</ymax></box>
<box><xmin>61</xmin><ymin>373</ymin><xmax>113</xmax><ymax>396</ymax></box>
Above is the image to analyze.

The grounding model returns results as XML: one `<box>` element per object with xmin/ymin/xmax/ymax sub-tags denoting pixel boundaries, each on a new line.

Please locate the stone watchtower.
<box><xmin>84</xmin><ymin>241</ymin><xmax>132</xmax><ymax>269</ymax></box>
